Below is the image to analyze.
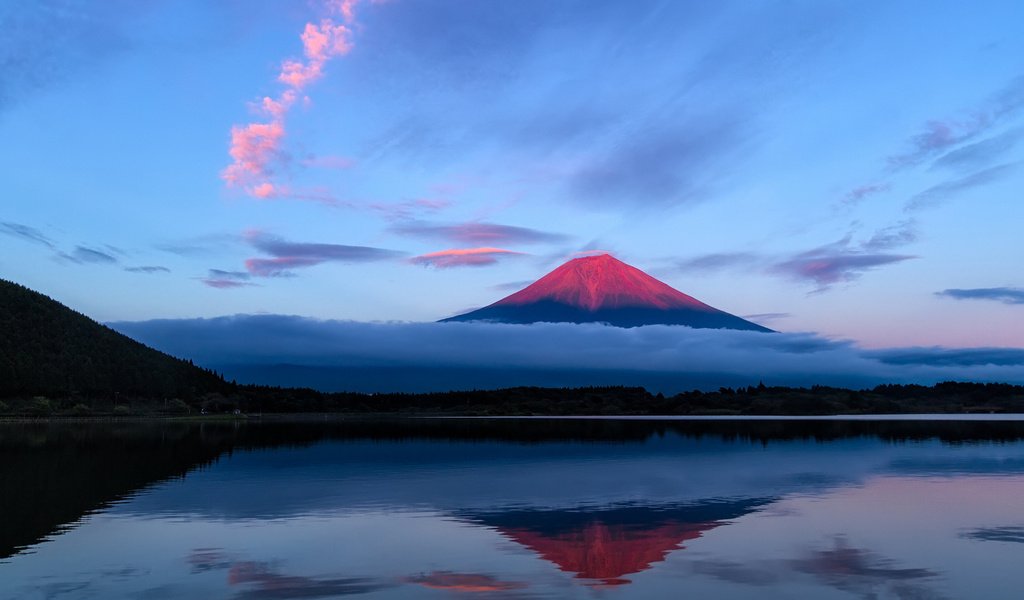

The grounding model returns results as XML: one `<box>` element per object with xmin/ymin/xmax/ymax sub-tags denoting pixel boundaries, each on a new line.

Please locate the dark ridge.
<box><xmin>0</xmin><ymin>278</ymin><xmax>230</xmax><ymax>401</ymax></box>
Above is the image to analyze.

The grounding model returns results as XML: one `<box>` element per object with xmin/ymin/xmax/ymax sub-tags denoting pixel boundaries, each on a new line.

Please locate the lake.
<box><xmin>2</xmin><ymin>418</ymin><xmax>1024</xmax><ymax>599</ymax></box>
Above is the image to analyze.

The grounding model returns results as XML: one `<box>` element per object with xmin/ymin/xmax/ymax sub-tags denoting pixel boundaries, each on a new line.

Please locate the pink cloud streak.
<box><xmin>222</xmin><ymin>1</ymin><xmax>362</xmax><ymax>198</ymax></box>
<box><xmin>411</xmin><ymin>247</ymin><xmax>525</xmax><ymax>269</ymax></box>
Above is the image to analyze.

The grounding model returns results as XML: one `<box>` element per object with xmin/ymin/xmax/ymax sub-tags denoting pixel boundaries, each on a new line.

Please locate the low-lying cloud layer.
<box><xmin>109</xmin><ymin>316</ymin><xmax>1024</xmax><ymax>393</ymax></box>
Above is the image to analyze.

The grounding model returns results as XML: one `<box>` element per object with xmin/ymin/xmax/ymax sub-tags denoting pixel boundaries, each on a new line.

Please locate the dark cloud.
<box><xmin>961</xmin><ymin>526</ymin><xmax>1024</xmax><ymax>544</ymax></box>
<box><xmin>931</xmin><ymin>128</ymin><xmax>1024</xmax><ymax>172</ymax></box>
<box><xmin>107</xmin><ymin>316</ymin><xmax>1024</xmax><ymax>394</ymax></box>
<box><xmin>244</xmin><ymin>231</ymin><xmax>404</xmax><ymax>277</ymax></box>
<box><xmin>200</xmin><ymin>269</ymin><xmax>254</xmax><ymax>289</ymax></box>
<box><xmin>0</xmin><ymin>221</ymin><xmax>54</xmax><ymax>247</ymax></box>
<box><xmin>936</xmin><ymin>287</ymin><xmax>1024</xmax><ymax>305</ymax></box>
<box><xmin>570</xmin><ymin>116</ymin><xmax>747</xmax><ymax>208</ymax></box>
<box><xmin>907</xmin><ymin>162</ymin><xmax>1019</xmax><ymax>211</ymax></box>
<box><xmin>69</xmin><ymin>245</ymin><xmax>118</xmax><ymax>264</ymax></box>
<box><xmin>391</xmin><ymin>221</ymin><xmax>568</xmax><ymax>246</ymax></box>
<box><xmin>870</xmin><ymin>347</ymin><xmax>1024</xmax><ymax>368</ymax></box>
<box><xmin>124</xmin><ymin>265</ymin><xmax>170</xmax><ymax>274</ymax></box>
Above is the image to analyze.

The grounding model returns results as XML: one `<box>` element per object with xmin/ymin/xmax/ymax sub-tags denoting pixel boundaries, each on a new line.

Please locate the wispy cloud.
<box><xmin>301</xmin><ymin>154</ymin><xmax>356</xmax><ymax>170</ymax></box>
<box><xmin>369</xmin><ymin>198</ymin><xmax>453</xmax><ymax>221</ymax></box>
<box><xmin>773</xmin><ymin>252</ymin><xmax>914</xmax><ymax>290</ymax></box>
<box><xmin>222</xmin><ymin>1</ymin><xmax>363</xmax><ymax>198</ymax></box>
<box><xmin>156</xmin><ymin>234</ymin><xmax>240</xmax><ymax>257</ymax></box>
<box><xmin>66</xmin><ymin>245</ymin><xmax>119</xmax><ymax>264</ymax></box>
<box><xmin>392</xmin><ymin>221</ymin><xmax>568</xmax><ymax>245</ymax></box>
<box><xmin>124</xmin><ymin>265</ymin><xmax>170</xmax><ymax>274</ymax></box>
<box><xmin>844</xmin><ymin>75</ymin><xmax>1024</xmax><ymax>209</ymax></box>
<box><xmin>861</xmin><ymin>220</ymin><xmax>917</xmax><ymax>251</ymax></box>
<box><xmin>0</xmin><ymin>221</ymin><xmax>55</xmax><ymax>248</ymax></box>
<box><xmin>570</xmin><ymin>116</ymin><xmax>747</xmax><ymax>208</ymax></box>
<box><xmin>742</xmin><ymin>312</ymin><xmax>792</xmax><ymax>323</ymax></box>
<box><xmin>677</xmin><ymin>252</ymin><xmax>760</xmax><ymax>273</ymax></box>
<box><xmin>843</xmin><ymin>183</ymin><xmax>890</xmax><ymax>205</ymax></box>
<box><xmin>936</xmin><ymin>287</ymin><xmax>1024</xmax><ymax>306</ymax></box>
<box><xmin>888</xmin><ymin>119</ymin><xmax>990</xmax><ymax>170</ymax></box>
<box><xmin>907</xmin><ymin>162</ymin><xmax>1018</xmax><ymax>211</ymax></box>
<box><xmin>200</xmin><ymin>269</ymin><xmax>254</xmax><ymax>289</ymax></box>
<box><xmin>676</xmin><ymin>223</ymin><xmax>918</xmax><ymax>291</ymax></box>
<box><xmin>931</xmin><ymin>128</ymin><xmax>1024</xmax><ymax>172</ymax></box>
<box><xmin>772</xmin><ymin>235</ymin><xmax>915</xmax><ymax>290</ymax></box>
<box><xmin>887</xmin><ymin>76</ymin><xmax>1024</xmax><ymax>171</ymax></box>
<box><xmin>244</xmin><ymin>230</ymin><xmax>403</xmax><ymax>277</ymax></box>
<box><xmin>410</xmin><ymin>247</ymin><xmax>524</xmax><ymax>269</ymax></box>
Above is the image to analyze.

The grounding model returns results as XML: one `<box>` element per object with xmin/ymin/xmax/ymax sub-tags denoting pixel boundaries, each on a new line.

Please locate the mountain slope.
<box><xmin>442</xmin><ymin>254</ymin><xmax>771</xmax><ymax>331</ymax></box>
<box><xmin>0</xmin><ymin>279</ymin><xmax>228</xmax><ymax>399</ymax></box>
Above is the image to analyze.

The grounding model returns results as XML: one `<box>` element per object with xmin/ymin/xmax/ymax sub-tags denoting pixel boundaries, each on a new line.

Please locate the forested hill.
<box><xmin>0</xmin><ymin>279</ymin><xmax>229</xmax><ymax>401</ymax></box>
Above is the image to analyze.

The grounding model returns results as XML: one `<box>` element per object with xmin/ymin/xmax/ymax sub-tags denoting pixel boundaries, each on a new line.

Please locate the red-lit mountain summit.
<box><xmin>442</xmin><ymin>254</ymin><xmax>772</xmax><ymax>331</ymax></box>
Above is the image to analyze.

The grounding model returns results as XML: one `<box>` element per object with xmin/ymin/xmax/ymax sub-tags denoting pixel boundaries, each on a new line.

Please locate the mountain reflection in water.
<box><xmin>3</xmin><ymin>417</ymin><xmax>1024</xmax><ymax>599</ymax></box>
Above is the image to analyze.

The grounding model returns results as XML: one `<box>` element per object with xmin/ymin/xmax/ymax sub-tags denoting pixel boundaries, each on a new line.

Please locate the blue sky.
<box><xmin>2</xmin><ymin>0</ymin><xmax>1024</xmax><ymax>352</ymax></box>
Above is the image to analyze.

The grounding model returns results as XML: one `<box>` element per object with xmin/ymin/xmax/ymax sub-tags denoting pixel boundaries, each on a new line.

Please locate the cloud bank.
<box><xmin>109</xmin><ymin>316</ymin><xmax>1024</xmax><ymax>393</ymax></box>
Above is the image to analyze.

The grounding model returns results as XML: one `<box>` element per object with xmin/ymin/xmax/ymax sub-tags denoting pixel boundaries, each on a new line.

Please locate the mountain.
<box><xmin>0</xmin><ymin>278</ymin><xmax>228</xmax><ymax>400</ymax></box>
<box><xmin>441</xmin><ymin>254</ymin><xmax>772</xmax><ymax>331</ymax></box>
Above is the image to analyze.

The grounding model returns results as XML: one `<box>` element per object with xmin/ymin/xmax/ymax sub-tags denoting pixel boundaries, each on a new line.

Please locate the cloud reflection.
<box><xmin>404</xmin><ymin>571</ymin><xmax>527</xmax><ymax>593</ymax></box>
<box><xmin>185</xmin><ymin>548</ymin><xmax>391</xmax><ymax>599</ymax></box>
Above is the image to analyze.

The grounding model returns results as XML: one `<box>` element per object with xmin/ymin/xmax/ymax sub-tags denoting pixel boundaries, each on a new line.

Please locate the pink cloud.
<box><xmin>221</xmin><ymin>121</ymin><xmax>286</xmax><ymax>189</ymax></box>
<box><xmin>257</xmin><ymin>90</ymin><xmax>296</xmax><ymax>120</ymax></box>
<box><xmin>223</xmin><ymin>1</ymin><xmax>363</xmax><ymax>198</ymax></box>
<box><xmin>410</xmin><ymin>247</ymin><xmax>525</xmax><ymax>269</ymax></box>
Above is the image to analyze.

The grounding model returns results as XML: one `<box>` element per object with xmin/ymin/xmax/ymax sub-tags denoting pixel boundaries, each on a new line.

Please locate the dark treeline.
<box><xmin>4</xmin><ymin>381</ymin><xmax>1024</xmax><ymax>417</ymax></box>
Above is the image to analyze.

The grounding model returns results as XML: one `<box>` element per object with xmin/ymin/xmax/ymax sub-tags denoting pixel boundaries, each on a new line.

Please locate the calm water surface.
<box><xmin>2</xmin><ymin>418</ymin><xmax>1024</xmax><ymax>599</ymax></box>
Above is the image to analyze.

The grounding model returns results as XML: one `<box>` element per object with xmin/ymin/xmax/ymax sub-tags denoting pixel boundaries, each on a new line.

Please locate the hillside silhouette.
<box><xmin>0</xmin><ymin>279</ymin><xmax>229</xmax><ymax>407</ymax></box>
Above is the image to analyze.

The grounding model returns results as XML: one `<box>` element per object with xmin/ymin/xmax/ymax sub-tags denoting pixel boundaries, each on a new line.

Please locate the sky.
<box><xmin>2</xmin><ymin>0</ymin><xmax>1024</xmax><ymax>389</ymax></box>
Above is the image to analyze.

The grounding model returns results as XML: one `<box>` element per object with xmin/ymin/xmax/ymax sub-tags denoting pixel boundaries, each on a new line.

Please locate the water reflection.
<box><xmin>2</xmin><ymin>418</ymin><xmax>1024</xmax><ymax>598</ymax></box>
<box><xmin>468</xmin><ymin>499</ymin><xmax>770</xmax><ymax>586</ymax></box>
